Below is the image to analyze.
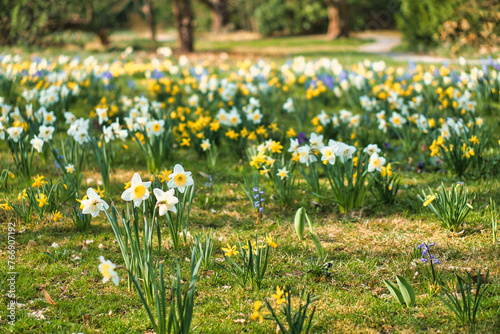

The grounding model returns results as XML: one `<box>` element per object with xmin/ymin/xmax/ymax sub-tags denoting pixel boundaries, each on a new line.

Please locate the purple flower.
<box><xmin>297</xmin><ymin>132</ymin><xmax>309</xmax><ymax>145</ymax></box>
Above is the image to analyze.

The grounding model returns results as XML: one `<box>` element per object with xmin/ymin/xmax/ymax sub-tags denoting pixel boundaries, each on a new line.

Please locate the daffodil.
<box><xmin>168</xmin><ymin>164</ymin><xmax>194</xmax><ymax>193</ymax></box>
<box><xmin>52</xmin><ymin>210</ymin><xmax>63</xmax><ymax>222</ymax></box>
<box><xmin>271</xmin><ymin>286</ymin><xmax>287</xmax><ymax>305</ymax></box>
<box><xmin>201</xmin><ymin>138</ymin><xmax>211</xmax><ymax>151</ymax></box>
<box><xmin>121</xmin><ymin>173</ymin><xmax>151</xmax><ymax>207</ymax></box>
<box><xmin>368</xmin><ymin>152</ymin><xmax>386</xmax><ymax>172</ymax></box>
<box><xmin>153</xmin><ymin>188</ymin><xmax>179</xmax><ymax>216</ymax></box>
<box><xmin>221</xmin><ymin>244</ymin><xmax>239</xmax><ymax>257</ymax></box>
<box><xmin>251</xmin><ymin>300</ymin><xmax>267</xmax><ymax>322</ymax></box>
<box><xmin>423</xmin><ymin>194</ymin><xmax>437</xmax><ymax>207</ymax></box>
<box><xmin>36</xmin><ymin>193</ymin><xmax>48</xmax><ymax>207</ymax></box>
<box><xmin>81</xmin><ymin>187</ymin><xmax>109</xmax><ymax>217</ymax></box>
<box><xmin>276</xmin><ymin>167</ymin><xmax>289</xmax><ymax>180</ymax></box>
<box><xmin>98</xmin><ymin>256</ymin><xmax>119</xmax><ymax>286</ymax></box>
<box><xmin>266</xmin><ymin>235</ymin><xmax>277</xmax><ymax>248</ymax></box>
<box><xmin>32</xmin><ymin>174</ymin><xmax>45</xmax><ymax>188</ymax></box>
<box><xmin>381</xmin><ymin>163</ymin><xmax>392</xmax><ymax>177</ymax></box>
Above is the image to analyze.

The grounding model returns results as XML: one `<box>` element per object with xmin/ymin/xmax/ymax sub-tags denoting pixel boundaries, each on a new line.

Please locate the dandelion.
<box><xmin>81</xmin><ymin>187</ymin><xmax>109</xmax><ymax>217</ymax></box>
<box><xmin>98</xmin><ymin>256</ymin><xmax>119</xmax><ymax>286</ymax></box>
<box><xmin>153</xmin><ymin>188</ymin><xmax>179</xmax><ymax>216</ymax></box>
<box><xmin>121</xmin><ymin>173</ymin><xmax>151</xmax><ymax>207</ymax></box>
<box><xmin>168</xmin><ymin>164</ymin><xmax>194</xmax><ymax>193</ymax></box>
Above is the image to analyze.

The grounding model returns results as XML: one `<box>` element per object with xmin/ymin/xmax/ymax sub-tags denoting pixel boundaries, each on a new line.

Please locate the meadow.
<box><xmin>0</xmin><ymin>48</ymin><xmax>499</xmax><ymax>333</ymax></box>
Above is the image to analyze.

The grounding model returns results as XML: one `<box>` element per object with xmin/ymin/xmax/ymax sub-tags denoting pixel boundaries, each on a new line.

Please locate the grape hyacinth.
<box><xmin>253</xmin><ymin>187</ymin><xmax>265</xmax><ymax>223</ymax></box>
<box><xmin>418</xmin><ymin>242</ymin><xmax>440</xmax><ymax>283</ymax></box>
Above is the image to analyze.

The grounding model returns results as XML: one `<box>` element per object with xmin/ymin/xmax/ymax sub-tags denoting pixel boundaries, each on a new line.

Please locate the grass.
<box><xmin>1</xmin><ymin>140</ymin><xmax>500</xmax><ymax>333</ymax></box>
<box><xmin>0</xmin><ymin>41</ymin><xmax>499</xmax><ymax>332</ymax></box>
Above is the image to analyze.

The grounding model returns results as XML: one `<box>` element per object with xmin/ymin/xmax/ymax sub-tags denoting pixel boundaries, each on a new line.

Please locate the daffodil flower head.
<box><xmin>153</xmin><ymin>188</ymin><xmax>178</xmax><ymax>216</ymax></box>
<box><xmin>98</xmin><ymin>256</ymin><xmax>119</xmax><ymax>286</ymax></box>
<box><xmin>251</xmin><ymin>300</ymin><xmax>268</xmax><ymax>322</ymax></box>
<box><xmin>81</xmin><ymin>187</ymin><xmax>109</xmax><ymax>217</ymax></box>
<box><xmin>121</xmin><ymin>173</ymin><xmax>151</xmax><ymax>207</ymax></box>
<box><xmin>222</xmin><ymin>244</ymin><xmax>239</xmax><ymax>257</ymax></box>
<box><xmin>168</xmin><ymin>164</ymin><xmax>194</xmax><ymax>193</ymax></box>
<box><xmin>271</xmin><ymin>286</ymin><xmax>287</xmax><ymax>305</ymax></box>
<box><xmin>423</xmin><ymin>194</ymin><xmax>437</xmax><ymax>207</ymax></box>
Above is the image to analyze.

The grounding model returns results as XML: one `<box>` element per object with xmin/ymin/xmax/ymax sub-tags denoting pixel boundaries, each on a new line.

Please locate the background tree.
<box><xmin>197</xmin><ymin>0</ymin><xmax>229</xmax><ymax>33</ymax></box>
<box><xmin>172</xmin><ymin>0</ymin><xmax>194</xmax><ymax>52</ymax></box>
<box><xmin>326</xmin><ymin>0</ymin><xmax>349</xmax><ymax>39</ymax></box>
<box><xmin>134</xmin><ymin>0</ymin><xmax>157</xmax><ymax>41</ymax></box>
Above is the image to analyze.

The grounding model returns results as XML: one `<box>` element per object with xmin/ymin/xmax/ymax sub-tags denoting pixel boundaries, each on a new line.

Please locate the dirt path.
<box><xmin>356</xmin><ymin>31</ymin><xmax>484</xmax><ymax>65</ymax></box>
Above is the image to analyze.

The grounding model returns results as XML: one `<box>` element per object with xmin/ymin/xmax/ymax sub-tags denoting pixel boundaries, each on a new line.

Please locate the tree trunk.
<box><xmin>96</xmin><ymin>29</ymin><xmax>111</xmax><ymax>46</ymax></box>
<box><xmin>137</xmin><ymin>0</ymin><xmax>157</xmax><ymax>42</ymax></box>
<box><xmin>172</xmin><ymin>0</ymin><xmax>194</xmax><ymax>52</ymax></box>
<box><xmin>209</xmin><ymin>0</ymin><xmax>229</xmax><ymax>33</ymax></box>
<box><xmin>326</xmin><ymin>0</ymin><xmax>349</xmax><ymax>40</ymax></box>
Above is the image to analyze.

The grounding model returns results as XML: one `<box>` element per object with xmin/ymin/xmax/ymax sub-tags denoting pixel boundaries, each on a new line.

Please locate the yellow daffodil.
<box><xmin>52</xmin><ymin>210</ymin><xmax>63</xmax><ymax>222</ymax></box>
<box><xmin>423</xmin><ymin>194</ymin><xmax>437</xmax><ymax>207</ymax></box>
<box><xmin>36</xmin><ymin>193</ymin><xmax>49</xmax><ymax>207</ymax></box>
<box><xmin>221</xmin><ymin>244</ymin><xmax>239</xmax><ymax>257</ymax></box>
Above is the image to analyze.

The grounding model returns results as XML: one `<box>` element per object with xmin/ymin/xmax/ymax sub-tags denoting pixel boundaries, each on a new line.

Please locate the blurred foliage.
<box><xmin>397</xmin><ymin>0</ymin><xmax>500</xmax><ymax>53</ymax></box>
<box><xmin>0</xmin><ymin>0</ymin><xmax>132</xmax><ymax>46</ymax></box>
<box><xmin>250</xmin><ymin>0</ymin><xmax>399</xmax><ymax>37</ymax></box>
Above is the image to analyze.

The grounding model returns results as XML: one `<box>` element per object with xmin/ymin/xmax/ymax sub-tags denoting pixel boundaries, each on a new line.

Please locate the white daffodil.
<box><xmin>121</xmin><ymin>173</ymin><xmax>151</xmax><ymax>207</ymax></box>
<box><xmin>65</xmin><ymin>164</ymin><xmax>75</xmax><ymax>174</ymax></box>
<box><xmin>98</xmin><ymin>256</ymin><xmax>119</xmax><ymax>286</ymax></box>
<box><xmin>320</xmin><ymin>145</ymin><xmax>336</xmax><ymax>165</ymax></box>
<box><xmin>39</xmin><ymin>125</ymin><xmax>55</xmax><ymax>142</ymax></box>
<box><xmin>81</xmin><ymin>188</ymin><xmax>109</xmax><ymax>217</ymax></box>
<box><xmin>276</xmin><ymin>167</ymin><xmax>289</xmax><ymax>180</ymax></box>
<box><xmin>168</xmin><ymin>164</ymin><xmax>194</xmax><ymax>193</ymax></box>
<box><xmin>335</xmin><ymin>142</ymin><xmax>356</xmax><ymax>162</ymax></box>
<box><xmin>368</xmin><ymin>152</ymin><xmax>386</xmax><ymax>172</ymax></box>
<box><xmin>363</xmin><ymin>144</ymin><xmax>381</xmax><ymax>156</ymax></box>
<box><xmin>201</xmin><ymin>139</ymin><xmax>211</xmax><ymax>151</ymax></box>
<box><xmin>288</xmin><ymin>138</ymin><xmax>299</xmax><ymax>153</ymax></box>
<box><xmin>30</xmin><ymin>135</ymin><xmax>44</xmax><ymax>153</ymax></box>
<box><xmin>309</xmin><ymin>132</ymin><xmax>324</xmax><ymax>150</ymax></box>
<box><xmin>7</xmin><ymin>126</ymin><xmax>23</xmax><ymax>143</ymax></box>
<box><xmin>153</xmin><ymin>188</ymin><xmax>179</xmax><ymax>216</ymax></box>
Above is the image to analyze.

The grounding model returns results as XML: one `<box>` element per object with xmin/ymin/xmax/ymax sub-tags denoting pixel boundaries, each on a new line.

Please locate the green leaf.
<box><xmin>294</xmin><ymin>207</ymin><xmax>305</xmax><ymax>241</ymax></box>
<box><xmin>384</xmin><ymin>279</ymin><xmax>404</xmax><ymax>305</ymax></box>
<box><xmin>307</xmin><ymin>230</ymin><xmax>324</xmax><ymax>259</ymax></box>
<box><xmin>396</xmin><ymin>276</ymin><xmax>416</xmax><ymax>307</ymax></box>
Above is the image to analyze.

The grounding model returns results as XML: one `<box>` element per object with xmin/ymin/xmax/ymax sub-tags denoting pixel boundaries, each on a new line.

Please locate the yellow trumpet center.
<box><xmin>134</xmin><ymin>184</ymin><xmax>146</xmax><ymax>198</ymax></box>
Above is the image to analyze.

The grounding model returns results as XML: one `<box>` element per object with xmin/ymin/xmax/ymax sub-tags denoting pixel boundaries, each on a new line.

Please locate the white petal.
<box><xmin>87</xmin><ymin>187</ymin><xmax>98</xmax><ymax>199</ymax></box>
<box><xmin>133</xmin><ymin>198</ymin><xmax>142</xmax><ymax>207</ymax></box>
<box><xmin>159</xmin><ymin>205</ymin><xmax>167</xmax><ymax>216</ymax></box>
<box><xmin>111</xmin><ymin>274</ymin><xmax>119</xmax><ymax>286</ymax></box>
<box><xmin>153</xmin><ymin>188</ymin><xmax>164</xmax><ymax>201</ymax></box>
<box><xmin>121</xmin><ymin>188</ymin><xmax>133</xmax><ymax>201</ymax></box>
<box><xmin>143</xmin><ymin>181</ymin><xmax>151</xmax><ymax>189</ymax></box>
<box><xmin>131</xmin><ymin>173</ymin><xmax>142</xmax><ymax>187</ymax></box>
<box><xmin>173</xmin><ymin>164</ymin><xmax>184</xmax><ymax>173</ymax></box>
